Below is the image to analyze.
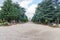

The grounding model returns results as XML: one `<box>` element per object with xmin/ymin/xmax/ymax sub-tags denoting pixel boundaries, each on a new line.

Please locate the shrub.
<box><xmin>2</xmin><ymin>22</ymin><xmax>9</xmax><ymax>26</ymax></box>
<box><xmin>0</xmin><ymin>19</ymin><xmax>3</xmax><ymax>23</ymax></box>
<box><xmin>0</xmin><ymin>19</ymin><xmax>9</xmax><ymax>26</ymax></box>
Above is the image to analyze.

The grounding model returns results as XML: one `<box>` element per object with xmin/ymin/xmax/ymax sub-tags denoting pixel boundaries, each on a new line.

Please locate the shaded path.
<box><xmin>0</xmin><ymin>22</ymin><xmax>60</xmax><ymax>40</ymax></box>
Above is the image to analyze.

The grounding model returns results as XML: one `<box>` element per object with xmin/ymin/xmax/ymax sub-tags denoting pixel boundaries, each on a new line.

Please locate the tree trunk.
<box><xmin>57</xmin><ymin>17</ymin><xmax>59</xmax><ymax>27</ymax></box>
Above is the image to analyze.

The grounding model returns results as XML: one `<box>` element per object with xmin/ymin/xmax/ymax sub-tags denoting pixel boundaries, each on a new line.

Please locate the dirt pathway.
<box><xmin>0</xmin><ymin>22</ymin><xmax>60</xmax><ymax>40</ymax></box>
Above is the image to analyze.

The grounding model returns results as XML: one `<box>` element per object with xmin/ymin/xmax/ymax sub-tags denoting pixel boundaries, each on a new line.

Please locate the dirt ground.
<box><xmin>0</xmin><ymin>22</ymin><xmax>60</xmax><ymax>40</ymax></box>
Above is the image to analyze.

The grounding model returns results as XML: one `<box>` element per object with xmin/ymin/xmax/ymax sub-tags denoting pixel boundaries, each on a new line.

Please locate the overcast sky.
<box><xmin>0</xmin><ymin>0</ymin><xmax>43</xmax><ymax>19</ymax></box>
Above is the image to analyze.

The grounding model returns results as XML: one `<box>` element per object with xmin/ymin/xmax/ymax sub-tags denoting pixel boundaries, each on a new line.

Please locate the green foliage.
<box><xmin>0</xmin><ymin>0</ymin><xmax>28</xmax><ymax>24</ymax></box>
<box><xmin>32</xmin><ymin>0</ymin><xmax>60</xmax><ymax>24</ymax></box>
<box><xmin>0</xmin><ymin>19</ymin><xmax>9</xmax><ymax>26</ymax></box>
<box><xmin>2</xmin><ymin>22</ymin><xmax>9</xmax><ymax>26</ymax></box>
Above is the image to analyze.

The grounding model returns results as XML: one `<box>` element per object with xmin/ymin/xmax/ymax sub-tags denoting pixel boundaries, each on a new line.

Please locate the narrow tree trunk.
<box><xmin>57</xmin><ymin>17</ymin><xmax>59</xmax><ymax>27</ymax></box>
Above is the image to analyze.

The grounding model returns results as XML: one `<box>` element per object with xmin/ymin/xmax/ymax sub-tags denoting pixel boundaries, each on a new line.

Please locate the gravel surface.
<box><xmin>0</xmin><ymin>22</ymin><xmax>60</xmax><ymax>40</ymax></box>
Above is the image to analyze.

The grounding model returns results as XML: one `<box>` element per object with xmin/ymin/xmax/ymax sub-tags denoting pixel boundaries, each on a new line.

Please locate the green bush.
<box><xmin>2</xmin><ymin>22</ymin><xmax>9</xmax><ymax>26</ymax></box>
<box><xmin>0</xmin><ymin>19</ymin><xmax>3</xmax><ymax>23</ymax></box>
<box><xmin>0</xmin><ymin>19</ymin><xmax>9</xmax><ymax>26</ymax></box>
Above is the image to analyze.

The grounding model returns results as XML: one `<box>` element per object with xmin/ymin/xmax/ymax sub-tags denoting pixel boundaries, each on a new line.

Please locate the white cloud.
<box><xmin>25</xmin><ymin>4</ymin><xmax>37</xmax><ymax>19</ymax></box>
<box><xmin>19</xmin><ymin>0</ymin><xmax>32</xmax><ymax>8</ymax></box>
<box><xmin>12</xmin><ymin>0</ymin><xmax>21</xmax><ymax>3</ymax></box>
<box><xmin>19</xmin><ymin>0</ymin><xmax>38</xmax><ymax>20</ymax></box>
<box><xmin>27</xmin><ymin>4</ymin><xmax>37</xmax><ymax>14</ymax></box>
<box><xmin>0</xmin><ymin>4</ymin><xmax>3</xmax><ymax>6</ymax></box>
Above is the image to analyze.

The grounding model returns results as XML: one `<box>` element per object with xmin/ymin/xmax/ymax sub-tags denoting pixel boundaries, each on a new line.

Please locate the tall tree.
<box><xmin>32</xmin><ymin>0</ymin><xmax>55</xmax><ymax>24</ymax></box>
<box><xmin>0</xmin><ymin>0</ymin><xmax>28</xmax><ymax>22</ymax></box>
<box><xmin>53</xmin><ymin>0</ymin><xmax>60</xmax><ymax>26</ymax></box>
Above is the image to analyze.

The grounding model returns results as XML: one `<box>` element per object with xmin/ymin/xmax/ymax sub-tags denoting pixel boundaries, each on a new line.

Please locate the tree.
<box><xmin>0</xmin><ymin>0</ymin><xmax>28</xmax><ymax>22</ymax></box>
<box><xmin>13</xmin><ymin>3</ymin><xmax>28</xmax><ymax>22</ymax></box>
<box><xmin>52</xmin><ymin>0</ymin><xmax>60</xmax><ymax>26</ymax></box>
<box><xmin>32</xmin><ymin>0</ymin><xmax>55</xmax><ymax>24</ymax></box>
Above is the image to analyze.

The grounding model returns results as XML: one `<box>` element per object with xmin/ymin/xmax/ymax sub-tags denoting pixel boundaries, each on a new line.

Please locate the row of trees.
<box><xmin>32</xmin><ymin>0</ymin><xmax>60</xmax><ymax>25</ymax></box>
<box><xmin>0</xmin><ymin>0</ymin><xmax>28</xmax><ymax>24</ymax></box>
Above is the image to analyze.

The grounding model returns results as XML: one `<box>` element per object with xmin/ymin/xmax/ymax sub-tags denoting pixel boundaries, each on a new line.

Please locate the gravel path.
<box><xmin>0</xmin><ymin>22</ymin><xmax>60</xmax><ymax>40</ymax></box>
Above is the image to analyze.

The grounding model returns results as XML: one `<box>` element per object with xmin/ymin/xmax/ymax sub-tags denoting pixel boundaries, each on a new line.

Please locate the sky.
<box><xmin>0</xmin><ymin>0</ymin><xmax>43</xmax><ymax>19</ymax></box>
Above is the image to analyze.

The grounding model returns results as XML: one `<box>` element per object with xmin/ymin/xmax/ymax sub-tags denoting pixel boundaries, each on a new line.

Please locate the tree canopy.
<box><xmin>0</xmin><ymin>0</ymin><xmax>28</xmax><ymax>23</ymax></box>
<box><xmin>32</xmin><ymin>0</ymin><xmax>60</xmax><ymax>24</ymax></box>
